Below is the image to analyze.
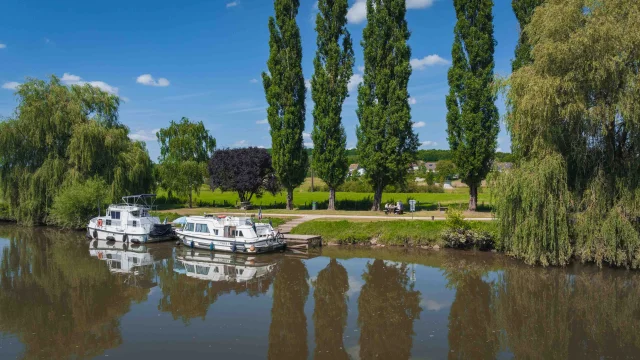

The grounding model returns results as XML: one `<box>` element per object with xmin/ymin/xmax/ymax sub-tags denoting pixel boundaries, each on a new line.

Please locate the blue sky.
<box><xmin>0</xmin><ymin>0</ymin><xmax>517</xmax><ymax>161</ymax></box>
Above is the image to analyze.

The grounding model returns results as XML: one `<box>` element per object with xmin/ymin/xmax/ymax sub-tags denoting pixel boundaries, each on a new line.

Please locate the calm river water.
<box><xmin>1</xmin><ymin>225</ymin><xmax>640</xmax><ymax>359</ymax></box>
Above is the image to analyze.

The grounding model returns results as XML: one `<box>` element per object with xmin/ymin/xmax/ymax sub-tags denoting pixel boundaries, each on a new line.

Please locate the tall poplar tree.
<box><xmin>512</xmin><ymin>0</ymin><xmax>545</xmax><ymax>71</ymax></box>
<box><xmin>311</xmin><ymin>0</ymin><xmax>354</xmax><ymax>211</ymax></box>
<box><xmin>263</xmin><ymin>0</ymin><xmax>308</xmax><ymax>210</ymax></box>
<box><xmin>356</xmin><ymin>0</ymin><xmax>418</xmax><ymax>211</ymax></box>
<box><xmin>446</xmin><ymin>0</ymin><xmax>499</xmax><ymax>211</ymax></box>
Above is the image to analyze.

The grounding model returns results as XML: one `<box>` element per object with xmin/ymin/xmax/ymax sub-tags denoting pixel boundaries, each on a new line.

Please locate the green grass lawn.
<box><xmin>157</xmin><ymin>181</ymin><xmax>493</xmax><ymax>212</ymax></box>
<box><xmin>290</xmin><ymin>219</ymin><xmax>497</xmax><ymax>246</ymax></box>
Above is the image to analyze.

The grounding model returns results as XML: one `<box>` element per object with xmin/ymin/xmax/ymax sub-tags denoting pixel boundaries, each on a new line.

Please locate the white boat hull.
<box><xmin>177</xmin><ymin>233</ymin><xmax>286</xmax><ymax>254</ymax></box>
<box><xmin>87</xmin><ymin>226</ymin><xmax>173</xmax><ymax>243</ymax></box>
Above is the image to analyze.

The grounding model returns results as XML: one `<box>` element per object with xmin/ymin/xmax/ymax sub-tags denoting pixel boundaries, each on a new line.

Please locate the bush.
<box><xmin>441</xmin><ymin>208</ymin><xmax>494</xmax><ymax>250</ymax></box>
<box><xmin>49</xmin><ymin>178</ymin><xmax>109</xmax><ymax>229</ymax></box>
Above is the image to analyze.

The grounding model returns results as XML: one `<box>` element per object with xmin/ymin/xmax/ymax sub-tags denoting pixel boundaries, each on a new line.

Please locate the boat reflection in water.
<box><xmin>174</xmin><ymin>248</ymin><xmax>280</xmax><ymax>285</ymax></box>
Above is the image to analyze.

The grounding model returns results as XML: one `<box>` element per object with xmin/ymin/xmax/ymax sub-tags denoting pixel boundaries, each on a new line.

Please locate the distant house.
<box><xmin>425</xmin><ymin>162</ymin><xmax>437</xmax><ymax>172</ymax></box>
<box><xmin>410</xmin><ymin>163</ymin><xmax>420</xmax><ymax>172</ymax></box>
<box><xmin>348</xmin><ymin>163</ymin><xmax>365</xmax><ymax>176</ymax></box>
<box><xmin>495</xmin><ymin>162</ymin><xmax>513</xmax><ymax>172</ymax></box>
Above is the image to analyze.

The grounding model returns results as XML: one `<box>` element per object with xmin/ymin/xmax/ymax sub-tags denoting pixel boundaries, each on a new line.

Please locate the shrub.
<box><xmin>49</xmin><ymin>178</ymin><xmax>109</xmax><ymax>229</ymax></box>
<box><xmin>442</xmin><ymin>208</ymin><xmax>493</xmax><ymax>250</ymax></box>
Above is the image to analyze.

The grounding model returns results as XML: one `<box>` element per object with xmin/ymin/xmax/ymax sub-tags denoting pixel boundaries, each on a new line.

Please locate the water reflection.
<box><xmin>2</xmin><ymin>226</ymin><xmax>640</xmax><ymax>359</ymax></box>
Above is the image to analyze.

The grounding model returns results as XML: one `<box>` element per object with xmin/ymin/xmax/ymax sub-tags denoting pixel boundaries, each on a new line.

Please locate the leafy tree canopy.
<box><xmin>208</xmin><ymin>147</ymin><xmax>280</xmax><ymax>203</ymax></box>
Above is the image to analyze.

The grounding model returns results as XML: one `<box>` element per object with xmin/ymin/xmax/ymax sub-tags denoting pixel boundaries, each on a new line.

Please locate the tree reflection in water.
<box><xmin>357</xmin><ymin>259</ymin><xmax>422</xmax><ymax>360</ymax></box>
<box><xmin>0</xmin><ymin>228</ymin><xmax>148</xmax><ymax>359</ymax></box>
<box><xmin>268</xmin><ymin>258</ymin><xmax>309</xmax><ymax>360</ymax></box>
<box><xmin>312</xmin><ymin>258</ymin><xmax>349</xmax><ymax>360</ymax></box>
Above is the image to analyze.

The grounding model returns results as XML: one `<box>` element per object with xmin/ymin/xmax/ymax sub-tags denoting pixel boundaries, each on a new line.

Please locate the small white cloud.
<box><xmin>61</xmin><ymin>73</ymin><xmax>120</xmax><ymax>95</ymax></box>
<box><xmin>409</xmin><ymin>97</ymin><xmax>417</xmax><ymax>105</ymax></box>
<box><xmin>347</xmin><ymin>275</ymin><xmax>364</xmax><ymax>297</ymax></box>
<box><xmin>303</xmin><ymin>132</ymin><xmax>311</xmax><ymax>139</ymax></box>
<box><xmin>411</xmin><ymin>55</ymin><xmax>450</xmax><ymax>70</ymax></box>
<box><xmin>357</xmin><ymin>65</ymin><xmax>365</xmax><ymax>73</ymax></box>
<box><xmin>0</xmin><ymin>44</ymin><xmax>6</xmax><ymax>49</ymax></box>
<box><xmin>347</xmin><ymin>74</ymin><xmax>363</xmax><ymax>92</ymax></box>
<box><xmin>497</xmin><ymin>147</ymin><xmax>503</xmax><ymax>152</ymax></box>
<box><xmin>2</xmin><ymin>81</ymin><xmax>20</xmax><ymax>90</ymax></box>
<box><xmin>128</xmin><ymin>130</ymin><xmax>157</xmax><ymax>142</ymax></box>
<box><xmin>304</xmin><ymin>142</ymin><xmax>314</xmax><ymax>148</ymax></box>
<box><xmin>226</xmin><ymin>1</ymin><xmax>238</xmax><ymax>7</ymax></box>
<box><xmin>256</xmin><ymin>119</ymin><xmax>268</xmax><ymax>124</ymax></box>
<box><xmin>136</xmin><ymin>74</ymin><xmax>170</xmax><ymax>87</ymax></box>
<box><xmin>305</xmin><ymin>79</ymin><xmax>311</xmax><ymax>90</ymax></box>
<box><xmin>413</xmin><ymin>121</ymin><xmax>425</xmax><ymax>128</ymax></box>
<box><xmin>420</xmin><ymin>298</ymin><xmax>451</xmax><ymax>311</ymax></box>
<box><xmin>421</xmin><ymin>140</ymin><xmax>438</xmax><ymax>147</ymax></box>
<box><xmin>257</xmin><ymin>145</ymin><xmax>266</xmax><ymax>149</ymax></box>
<box><xmin>233</xmin><ymin>139</ymin><xmax>249</xmax><ymax>147</ymax></box>
<box><xmin>120</xmin><ymin>96</ymin><xmax>131</xmax><ymax>103</ymax></box>
<box><xmin>406</xmin><ymin>0</ymin><xmax>435</xmax><ymax>9</ymax></box>
<box><xmin>250</xmin><ymin>78</ymin><xmax>258</xmax><ymax>83</ymax></box>
<box><xmin>347</xmin><ymin>0</ymin><xmax>367</xmax><ymax>24</ymax></box>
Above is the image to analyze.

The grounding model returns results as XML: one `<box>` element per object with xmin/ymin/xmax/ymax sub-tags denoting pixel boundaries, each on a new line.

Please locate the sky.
<box><xmin>0</xmin><ymin>0</ymin><xmax>518</xmax><ymax>162</ymax></box>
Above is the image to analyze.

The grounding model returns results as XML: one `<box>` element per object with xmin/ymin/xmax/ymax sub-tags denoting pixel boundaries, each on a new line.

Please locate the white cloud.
<box><xmin>120</xmin><ymin>96</ymin><xmax>131</xmax><ymax>103</ymax></box>
<box><xmin>233</xmin><ymin>139</ymin><xmax>249</xmax><ymax>147</ymax></box>
<box><xmin>497</xmin><ymin>147</ymin><xmax>503</xmax><ymax>152</ymax></box>
<box><xmin>347</xmin><ymin>0</ymin><xmax>367</xmax><ymax>24</ymax></box>
<box><xmin>2</xmin><ymin>82</ymin><xmax>20</xmax><ymax>90</ymax></box>
<box><xmin>411</xmin><ymin>55</ymin><xmax>450</xmax><ymax>70</ymax></box>
<box><xmin>128</xmin><ymin>130</ymin><xmax>157</xmax><ymax>142</ymax></box>
<box><xmin>256</xmin><ymin>119</ymin><xmax>268</xmax><ymax>124</ymax></box>
<box><xmin>406</xmin><ymin>0</ymin><xmax>435</xmax><ymax>9</ymax></box>
<box><xmin>347</xmin><ymin>73</ymin><xmax>363</xmax><ymax>92</ymax></box>
<box><xmin>226</xmin><ymin>1</ymin><xmax>238</xmax><ymax>7</ymax></box>
<box><xmin>348</xmin><ymin>0</ymin><xmax>434</xmax><ymax>24</ymax></box>
<box><xmin>421</xmin><ymin>140</ymin><xmax>438</xmax><ymax>147</ymax></box>
<box><xmin>250</xmin><ymin>78</ymin><xmax>258</xmax><ymax>83</ymax></box>
<box><xmin>257</xmin><ymin>145</ymin><xmax>266</xmax><ymax>149</ymax></box>
<box><xmin>305</xmin><ymin>79</ymin><xmax>311</xmax><ymax>90</ymax></box>
<box><xmin>303</xmin><ymin>132</ymin><xmax>311</xmax><ymax>139</ymax></box>
<box><xmin>413</xmin><ymin>121</ymin><xmax>425</xmax><ymax>128</ymax></box>
<box><xmin>357</xmin><ymin>65</ymin><xmax>365</xmax><ymax>73</ymax></box>
<box><xmin>0</xmin><ymin>44</ymin><xmax>6</xmax><ymax>49</ymax></box>
<box><xmin>420</xmin><ymin>298</ymin><xmax>451</xmax><ymax>311</ymax></box>
<box><xmin>347</xmin><ymin>275</ymin><xmax>364</xmax><ymax>297</ymax></box>
<box><xmin>409</xmin><ymin>97</ymin><xmax>417</xmax><ymax>105</ymax></box>
<box><xmin>136</xmin><ymin>74</ymin><xmax>170</xmax><ymax>87</ymax></box>
<box><xmin>304</xmin><ymin>142</ymin><xmax>314</xmax><ymax>148</ymax></box>
<box><xmin>60</xmin><ymin>73</ymin><xmax>120</xmax><ymax>95</ymax></box>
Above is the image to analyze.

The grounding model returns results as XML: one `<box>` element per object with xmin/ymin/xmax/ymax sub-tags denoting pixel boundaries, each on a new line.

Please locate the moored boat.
<box><xmin>87</xmin><ymin>194</ymin><xmax>175</xmax><ymax>243</ymax></box>
<box><xmin>175</xmin><ymin>214</ymin><xmax>285</xmax><ymax>254</ymax></box>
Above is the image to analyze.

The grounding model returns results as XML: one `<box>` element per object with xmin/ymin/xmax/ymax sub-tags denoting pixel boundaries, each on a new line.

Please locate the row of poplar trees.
<box><xmin>263</xmin><ymin>0</ymin><xmax>419</xmax><ymax>211</ymax></box>
<box><xmin>263</xmin><ymin>0</ymin><xmax>504</xmax><ymax>211</ymax></box>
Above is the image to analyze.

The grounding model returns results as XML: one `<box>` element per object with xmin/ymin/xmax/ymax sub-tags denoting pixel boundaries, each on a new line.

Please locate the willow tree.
<box><xmin>497</xmin><ymin>0</ymin><xmax>640</xmax><ymax>267</ymax></box>
<box><xmin>263</xmin><ymin>0</ymin><xmax>308</xmax><ymax>210</ymax></box>
<box><xmin>311</xmin><ymin>0</ymin><xmax>354</xmax><ymax>210</ymax></box>
<box><xmin>356</xmin><ymin>0</ymin><xmax>418</xmax><ymax>211</ymax></box>
<box><xmin>446</xmin><ymin>0</ymin><xmax>499</xmax><ymax>211</ymax></box>
<box><xmin>511</xmin><ymin>0</ymin><xmax>545</xmax><ymax>72</ymax></box>
<box><xmin>156</xmin><ymin>117</ymin><xmax>216</xmax><ymax>208</ymax></box>
<box><xmin>0</xmin><ymin>76</ymin><xmax>153</xmax><ymax>225</ymax></box>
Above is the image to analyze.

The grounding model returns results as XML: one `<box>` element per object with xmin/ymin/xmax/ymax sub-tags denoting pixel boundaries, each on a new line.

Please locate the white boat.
<box><xmin>89</xmin><ymin>239</ymin><xmax>154</xmax><ymax>275</ymax></box>
<box><xmin>87</xmin><ymin>194</ymin><xmax>175</xmax><ymax>243</ymax></box>
<box><xmin>175</xmin><ymin>249</ymin><xmax>279</xmax><ymax>283</ymax></box>
<box><xmin>175</xmin><ymin>214</ymin><xmax>286</xmax><ymax>254</ymax></box>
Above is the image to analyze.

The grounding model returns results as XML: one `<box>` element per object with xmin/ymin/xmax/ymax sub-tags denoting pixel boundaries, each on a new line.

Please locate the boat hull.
<box><xmin>87</xmin><ymin>226</ymin><xmax>175</xmax><ymax>243</ymax></box>
<box><xmin>178</xmin><ymin>233</ymin><xmax>286</xmax><ymax>254</ymax></box>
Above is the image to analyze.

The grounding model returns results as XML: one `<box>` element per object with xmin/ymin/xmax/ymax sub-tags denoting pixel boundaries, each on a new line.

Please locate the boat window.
<box><xmin>106</xmin><ymin>220</ymin><xmax>112</xmax><ymax>226</ymax></box>
<box><xmin>213</xmin><ymin>229</ymin><xmax>218</xmax><ymax>235</ymax></box>
<box><xmin>213</xmin><ymin>267</ymin><xmax>219</xmax><ymax>273</ymax></box>
<box><xmin>195</xmin><ymin>265</ymin><xmax>210</xmax><ymax>275</ymax></box>
<box><xmin>131</xmin><ymin>210</ymin><xmax>139</xmax><ymax>217</ymax></box>
<box><xmin>196</xmin><ymin>224</ymin><xmax>209</xmax><ymax>233</ymax></box>
<box><xmin>237</xmin><ymin>231</ymin><xmax>243</xmax><ymax>237</ymax></box>
<box><xmin>132</xmin><ymin>221</ymin><xmax>137</xmax><ymax>227</ymax></box>
<box><xmin>111</xmin><ymin>211</ymin><xmax>121</xmax><ymax>220</ymax></box>
<box><xmin>185</xmin><ymin>264</ymin><xmax>195</xmax><ymax>273</ymax></box>
<box><xmin>185</xmin><ymin>223</ymin><xmax>194</xmax><ymax>231</ymax></box>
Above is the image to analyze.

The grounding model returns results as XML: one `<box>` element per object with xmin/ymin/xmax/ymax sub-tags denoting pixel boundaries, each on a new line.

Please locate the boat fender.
<box><xmin>97</xmin><ymin>219</ymin><xmax>103</xmax><ymax>227</ymax></box>
<box><xmin>93</xmin><ymin>230</ymin><xmax>98</xmax><ymax>239</ymax></box>
<box><xmin>123</xmin><ymin>243</ymin><xmax>128</xmax><ymax>251</ymax></box>
<box><xmin>143</xmin><ymin>236</ymin><xmax>147</xmax><ymax>243</ymax></box>
<box><xmin>209</xmin><ymin>243</ymin><xmax>214</xmax><ymax>251</ymax></box>
<box><xmin>190</xmin><ymin>240</ymin><xmax>195</xmax><ymax>248</ymax></box>
<box><xmin>249</xmin><ymin>245</ymin><xmax>256</xmax><ymax>252</ymax></box>
<box><xmin>232</xmin><ymin>244</ymin><xmax>237</xmax><ymax>253</ymax></box>
<box><xmin>123</xmin><ymin>235</ymin><xmax>128</xmax><ymax>243</ymax></box>
<box><xmin>175</xmin><ymin>240</ymin><xmax>181</xmax><ymax>246</ymax></box>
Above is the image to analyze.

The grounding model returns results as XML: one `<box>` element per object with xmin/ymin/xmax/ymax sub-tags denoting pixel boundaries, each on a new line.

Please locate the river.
<box><xmin>0</xmin><ymin>225</ymin><xmax>639</xmax><ymax>359</ymax></box>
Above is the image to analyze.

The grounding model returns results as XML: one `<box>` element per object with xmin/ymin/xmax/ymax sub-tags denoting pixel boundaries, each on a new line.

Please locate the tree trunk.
<box><xmin>188</xmin><ymin>193</ymin><xmax>193</xmax><ymax>208</ymax></box>
<box><xmin>371</xmin><ymin>183</ymin><xmax>383</xmax><ymax>211</ymax></box>
<box><xmin>286</xmin><ymin>188</ymin><xmax>294</xmax><ymax>210</ymax></box>
<box><xmin>328</xmin><ymin>187</ymin><xmax>336</xmax><ymax>211</ymax></box>
<box><xmin>468</xmin><ymin>183</ymin><xmax>478</xmax><ymax>212</ymax></box>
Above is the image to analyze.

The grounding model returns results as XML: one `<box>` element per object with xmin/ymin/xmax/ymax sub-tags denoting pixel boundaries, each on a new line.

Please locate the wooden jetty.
<box><xmin>277</xmin><ymin>217</ymin><xmax>322</xmax><ymax>251</ymax></box>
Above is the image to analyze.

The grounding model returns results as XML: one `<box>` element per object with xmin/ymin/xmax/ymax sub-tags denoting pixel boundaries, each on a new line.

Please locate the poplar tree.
<box><xmin>512</xmin><ymin>0</ymin><xmax>545</xmax><ymax>71</ymax></box>
<box><xmin>263</xmin><ymin>0</ymin><xmax>308</xmax><ymax>210</ymax></box>
<box><xmin>356</xmin><ymin>0</ymin><xmax>418</xmax><ymax>211</ymax></box>
<box><xmin>446</xmin><ymin>0</ymin><xmax>499</xmax><ymax>211</ymax></box>
<box><xmin>311</xmin><ymin>0</ymin><xmax>354</xmax><ymax>210</ymax></box>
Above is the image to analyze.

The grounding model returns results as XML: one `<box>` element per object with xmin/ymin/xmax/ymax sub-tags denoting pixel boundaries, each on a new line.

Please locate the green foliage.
<box><xmin>0</xmin><ymin>76</ymin><xmax>153</xmax><ymax>225</ymax></box>
<box><xmin>435</xmin><ymin>160</ymin><xmax>456</xmax><ymax>184</ymax></box>
<box><xmin>445</xmin><ymin>208</ymin><xmax>470</xmax><ymax>231</ymax></box>
<box><xmin>511</xmin><ymin>0</ymin><xmax>545</xmax><ymax>72</ymax></box>
<box><xmin>446</xmin><ymin>0</ymin><xmax>500</xmax><ymax>210</ymax></box>
<box><xmin>49</xmin><ymin>178</ymin><xmax>109</xmax><ymax>229</ymax></box>
<box><xmin>500</xmin><ymin>0</ymin><xmax>640</xmax><ymax>268</ymax></box>
<box><xmin>311</xmin><ymin>0</ymin><xmax>353</xmax><ymax>210</ymax></box>
<box><xmin>263</xmin><ymin>0</ymin><xmax>308</xmax><ymax>210</ymax></box>
<box><xmin>356</xmin><ymin>0</ymin><xmax>419</xmax><ymax>210</ymax></box>
<box><xmin>157</xmin><ymin>117</ymin><xmax>215</xmax><ymax>208</ymax></box>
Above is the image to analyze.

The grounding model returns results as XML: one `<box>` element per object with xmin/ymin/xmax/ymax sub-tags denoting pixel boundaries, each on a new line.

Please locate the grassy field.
<box><xmin>290</xmin><ymin>219</ymin><xmax>497</xmax><ymax>246</ymax></box>
<box><xmin>157</xmin><ymin>179</ymin><xmax>493</xmax><ymax>212</ymax></box>
<box><xmin>149</xmin><ymin>211</ymin><xmax>290</xmax><ymax>228</ymax></box>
